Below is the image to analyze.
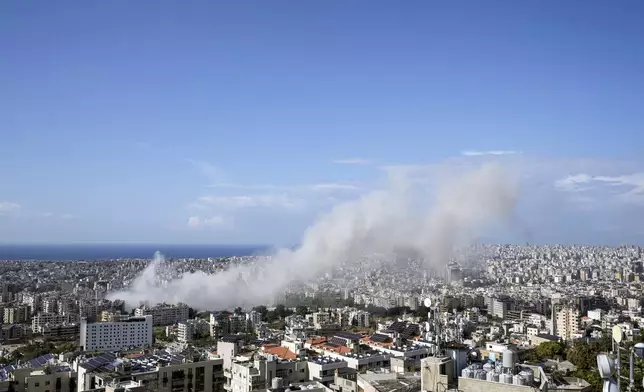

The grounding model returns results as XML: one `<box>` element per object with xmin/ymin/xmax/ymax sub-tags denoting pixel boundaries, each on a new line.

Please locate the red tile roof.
<box><xmin>263</xmin><ymin>345</ymin><xmax>297</xmax><ymax>360</ymax></box>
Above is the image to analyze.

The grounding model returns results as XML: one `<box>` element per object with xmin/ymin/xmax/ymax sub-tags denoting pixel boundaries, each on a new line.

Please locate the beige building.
<box><xmin>4</xmin><ymin>305</ymin><xmax>30</xmax><ymax>324</ymax></box>
<box><xmin>134</xmin><ymin>303</ymin><xmax>189</xmax><ymax>327</ymax></box>
<box><xmin>555</xmin><ymin>307</ymin><xmax>581</xmax><ymax>341</ymax></box>
<box><xmin>31</xmin><ymin>313</ymin><xmax>71</xmax><ymax>333</ymax></box>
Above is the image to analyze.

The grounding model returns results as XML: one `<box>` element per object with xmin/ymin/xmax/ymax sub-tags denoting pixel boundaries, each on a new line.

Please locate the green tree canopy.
<box><xmin>296</xmin><ymin>306</ymin><xmax>309</xmax><ymax>316</ymax></box>
<box><xmin>535</xmin><ymin>341</ymin><xmax>566</xmax><ymax>360</ymax></box>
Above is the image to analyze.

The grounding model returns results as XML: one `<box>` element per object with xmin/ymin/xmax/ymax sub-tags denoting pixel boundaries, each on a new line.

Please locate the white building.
<box><xmin>587</xmin><ymin>309</ymin><xmax>603</xmax><ymax>321</ymax></box>
<box><xmin>178</xmin><ymin>319</ymin><xmax>210</xmax><ymax>343</ymax></box>
<box><xmin>31</xmin><ymin>313</ymin><xmax>71</xmax><ymax>333</ymax></box>
<box><xmin>135</xmin><ymin>303</ymin><xmax>189</xmax><ymax>326</ymax></box>
<box><xmin>246</xmin><ymin>310</ymin><xmax>262</xmax><ymax>326</ymax></box>
<box><xmin>80</xmin><ymin>315</ymin><xmax>153</xmax><ymax>352</ymax></box>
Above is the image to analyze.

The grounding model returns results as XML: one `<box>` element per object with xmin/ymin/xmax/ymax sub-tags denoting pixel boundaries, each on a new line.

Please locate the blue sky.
<box><xmin>1</xmin><ymin>1</ymin><xmax>643</xmax><ymax>245</ymax></box>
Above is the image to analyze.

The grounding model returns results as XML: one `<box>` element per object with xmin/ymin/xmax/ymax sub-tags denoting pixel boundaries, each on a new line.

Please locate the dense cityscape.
<box><xmin>1</xmin><ymin>244</ymin><xmax>643</xmax><ymax>392</ymax></box>
<box><xmin>3</xmin><ymin>1</ymin><xmax>643</xmax><ymax>392</ymax></box>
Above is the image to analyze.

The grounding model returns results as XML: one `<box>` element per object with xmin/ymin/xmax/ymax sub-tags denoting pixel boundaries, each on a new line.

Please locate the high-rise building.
<box><xmin>246</xmin><ymin>310</ymin><xmax>262</xmax><ymax>326</ymax></box>
<box><xmin>178</xmin><ymin>319</ymin><xmax>210</xmax><ymax>343</ymax></box>
<box><xmin>80</xmin><ymin>315</ymin><xmax>153</xmax><ymax>352</ymax></box>
<box><xmin>488</xmin><ymin>299</ymin><xmax>510</xmax><ymax>319</ymax></box>
<box><xmin>3</xmin><ymin>305</ymin><xmax>30</xmax><ymax>324</ymax></box>
<box><xmin>555</xmin><ymin>307</ymin><xmax>580</xmax><ymax>341</ymax></box>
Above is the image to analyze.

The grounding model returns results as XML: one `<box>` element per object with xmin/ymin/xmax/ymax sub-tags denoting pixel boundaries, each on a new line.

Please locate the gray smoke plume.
<box><xmin>109</xmin><ymin>162</ymin><xmax>520</xmax><ymax>309</ymax></box>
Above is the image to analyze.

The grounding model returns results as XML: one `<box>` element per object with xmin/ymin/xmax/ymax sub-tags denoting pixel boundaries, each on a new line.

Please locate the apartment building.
<box><xmin>178</xmin><ymin>319</ymin><xmax>210</xmax><ymax>343</ymax></box>
<box><xmin>3</xmin><ymin>305</ymin><xmax>30</xmax><ymax>324</ymax></box>
<box><xmin>489</xmin><ymin>299</ymin><xmax>510</xmax><ymax>319</ymax></box>
<box><xmin>99</xmin><ymin>310</ymin><xmax>130</xmax><ymax>322</ymax></box>
<box><xmin>42</xmin><ymin>324</ymin><xmax>79</xmax><ymax>341</ymax></box>
<box><xmin>227</xmin><ymin>354</ymin><xmax>309</xmax><ymax>392</ymax></box>
<box><xmin>0</xmin><ymin>354</ymin><xmax>77</xmax><ymax>392</ymax></box>
<box><xmin>210</xmin><ymin>313</ymin><xmax>249</xmax><ymax>337</ymax></box>
<box><xmin>80</xmin><ymin>315</ymin><xmax>153</xmax><ymax>352</ymax></box>
<box><xmin>0</xmin><ymin>324</ymin><xmax>26</xmax><ymax>341</ymax></box>
<box><xmin>32</xmin><ymin>313</ymin><xmax>71</xmax><ymax>334</ymax></box>
<box><xmin>134</xmin><ymin>303</ymin><xmax>189</xmax><ymax>326</ymax></box>
<box><xmin>77</xmin><ymin>350</ymin><xmax>225</xmax><ymax>392</ymax></box>
<box><xmin>246</xmin><ymin>311</ymin><xmax>262</xmax><ymax>326</ymax></box>
<box><xmin>555</xmin><ymin>307</ymin><xmax>581</xmax><ymax>341</ymax></box>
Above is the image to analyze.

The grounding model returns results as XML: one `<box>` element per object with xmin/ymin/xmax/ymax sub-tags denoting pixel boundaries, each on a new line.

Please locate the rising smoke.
<box><xmin>108</xmin><ymin>162</ymin><xmax>521</xmax><ymax>310</ymax></box>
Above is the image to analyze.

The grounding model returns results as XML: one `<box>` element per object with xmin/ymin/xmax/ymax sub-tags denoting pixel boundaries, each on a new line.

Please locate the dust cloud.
<box><xmin>108</xmin><ymin>162</ymin><xmax>520</xmax><ymax>310</ymax></box>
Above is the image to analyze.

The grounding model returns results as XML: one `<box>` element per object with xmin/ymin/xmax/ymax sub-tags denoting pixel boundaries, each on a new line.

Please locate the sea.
<box><xmin>0</xmin><ymin>244</ymin><xmax>268</xmax><ymax>261</ymax></box>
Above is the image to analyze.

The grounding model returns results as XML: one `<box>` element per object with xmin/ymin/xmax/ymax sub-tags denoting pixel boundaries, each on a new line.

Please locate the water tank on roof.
<box><xmin>513</xmin><ymin>374</ymin><xmax>526</xmax><ymax>385</ymax></box>
<box><xmin>500</xmin><ymin>374</ymin><xmax>513</xmax><ymax>384</ymax></box>
<box><xmin>272</xmin><ymin>377</ymin><xmax>284</xmax><ymax>389</ymax></box>
<box><xmin>502</xmin><ymin>350</ymin><xmax>516</xmax><ymax>369</ymax></box>
<box><xmin>519</xmin><ymin>369</ymin><xmax>534</xmax><ymax>385</ymax></box>
<box><xmin>486</xmin><ymin>371</ymin><xmax>499</xmax><ymax>382</ymax></box>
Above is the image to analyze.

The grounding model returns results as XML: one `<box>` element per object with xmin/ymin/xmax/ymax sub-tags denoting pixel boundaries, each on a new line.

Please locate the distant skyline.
<box><xmin>1</xmin><ymin>1</ymin><xmax>643</xmax><ymax>245</ymax></box>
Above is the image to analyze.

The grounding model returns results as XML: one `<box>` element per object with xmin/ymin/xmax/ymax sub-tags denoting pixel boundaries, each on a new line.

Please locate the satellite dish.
<box><xmin>423</xmin><ymin>298</ymin><xmax>432</xmax><ymax>308</ymax></box>
<box><xmin>602</xmin><ymin>379</ymin><xmax>619</xmax><ymax>392</ymax></box>
<box><xmin>612</xmin><ymin>325</ymin><xmax>624</xmax><ymax>344</ymax></box>
<box><xmin>634</xmin><ymin>342</ymin><xmax>644</xmax><ymax>358</ymax></box>
<box><xmin>597</xmin><ymin>354</ymin><xmax>616</xmax><ymax>379</ymax></box>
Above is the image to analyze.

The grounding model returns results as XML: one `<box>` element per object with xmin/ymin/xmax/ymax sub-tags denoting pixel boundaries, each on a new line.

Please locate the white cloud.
<box><xmin>187</xmin><ymin>215</ymin><xmax>228</xmax><ymax>228</ymax></box>
<box><xmin>461</xmin><ymin>150</ymin><xmax>522</xmax><ymax>156</ymax></box>
<box><xmin>0</xmin><ymin>201</ymin><xmax>20</xmax><ymax>215</ymax></box>
<box><xmin>332</xmin><ymin>158</ymin><xmax>371</xmax><ymax>165</ymax></box>
<box><xmin>554</xmin><ymin>172</ymin><xmax>644</xmax><ymax>204</ymax></box>
<box><xmin>194</xmin><ymin>194</ymin><xmax>303</xmax><ymax>209</ymax></box>
<box><xmin>553</xmin><ymin>174</ymin><xmax>595</xmax><ymax>192</ymax></box>
<box><xmin>187</xmin><ymin>216</ymin><xmax>201</xmax><ymax>227</ymax></box>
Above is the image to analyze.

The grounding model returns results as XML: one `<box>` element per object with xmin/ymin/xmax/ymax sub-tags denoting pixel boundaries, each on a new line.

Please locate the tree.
<box><xmin>535</xmin><ymin>341</ymin><xmax>565</xmax><ymax>360</ymax></box>
<box><xmin>275</xmin><ymin>305</ymin><xmax>286</xmax><ymax>319</ymax></box>
<box><xmin>296</xmin><ymin>306</ymin><xmax>309</xmax><ymax>316</ymax></box>
<box><xmin>266</xmin><ymin>310</ymin><xmax>279</xmax><ymax>323</ymax></box>
<box><xmin>234</xmin><ymin>307</ymin><xmax>243</xmax><ymax>315</ymax></box>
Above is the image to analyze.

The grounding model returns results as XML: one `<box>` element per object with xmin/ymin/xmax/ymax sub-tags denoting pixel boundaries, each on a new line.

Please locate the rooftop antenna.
<box><xmin>424</xmin><ymin>297</ymin><xmax>444</xmax><ymax>355</ymax></box>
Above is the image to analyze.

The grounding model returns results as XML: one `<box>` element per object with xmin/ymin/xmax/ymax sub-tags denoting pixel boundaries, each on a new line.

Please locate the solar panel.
<box><xmin>328</xmin><ymin>337</ymin><xmax>347</xmax><ymax>346</ymax></box>
<box><xmin>389</xmin><ymin>321</ymin><xmax>407</xmax><ymax>332</ymax></box>
<box><xmin>335</xmin><ymin>331</ymin><xmax>361</xmax><ymax>341</ymax></box>
<box><xmin>370</xmin><ymin>334</ymin><xmax>390</xmax><ymax>343</ymax></box>
<box><xmin>401</xmin><ymin>324</ymin><xmax>419</xmax><ymax>339</ymax></box>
